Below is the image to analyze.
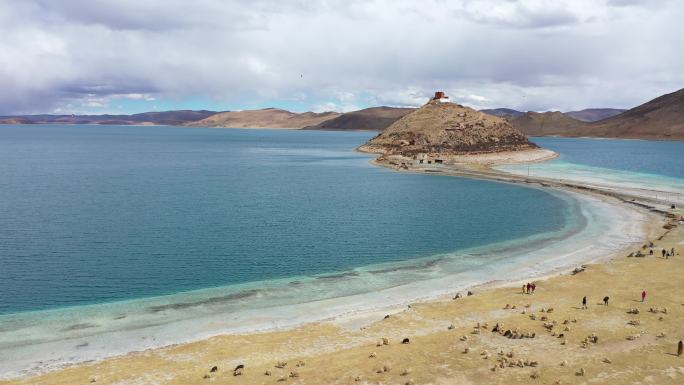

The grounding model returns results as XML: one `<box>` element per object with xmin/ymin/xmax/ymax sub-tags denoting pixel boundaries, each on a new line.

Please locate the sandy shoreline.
<box><xmin>2</xmin><ymin>150</ymin><xmax>683</xmax><ymax>384</ymax></box>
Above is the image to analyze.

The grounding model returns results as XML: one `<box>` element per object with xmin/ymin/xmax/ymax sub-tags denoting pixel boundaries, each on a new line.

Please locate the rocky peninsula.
<box><xmin>358</xmin><ymin>92</ymin><xmax>556</xmax><ymax>166</ymax></box>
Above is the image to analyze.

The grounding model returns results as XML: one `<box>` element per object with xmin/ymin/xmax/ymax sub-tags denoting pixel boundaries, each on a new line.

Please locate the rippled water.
<box><xmin>0</xmin><ymin>125</ymin><xmax>569</xmax><ymax>315</ymax></box>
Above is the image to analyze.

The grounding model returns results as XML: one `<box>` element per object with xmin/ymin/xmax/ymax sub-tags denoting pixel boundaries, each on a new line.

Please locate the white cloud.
<box><xmin>0</xmin><ymin>0</ymin><xmax>682</xmax><ymax>114</ymax></box>
<box><xmin>118</xmin><ymin>93</ymin><xmax>156</xmax><ymax>101</ymax></box>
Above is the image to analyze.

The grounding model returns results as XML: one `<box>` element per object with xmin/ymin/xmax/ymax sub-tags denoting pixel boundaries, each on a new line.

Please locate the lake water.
<box><xmin>0</xmin><ymin>126</ymin><xmax>665</xmax><ymax>376</ymax></box>
<box><xmin>498</xmin><ymin>137</ymin><xmax>684</xmax><ymax>201</ymax></box>
<box><xmin>0</xmin><ymin>125</ymin><xmax>570</xmax><ymax>315</ymax></box>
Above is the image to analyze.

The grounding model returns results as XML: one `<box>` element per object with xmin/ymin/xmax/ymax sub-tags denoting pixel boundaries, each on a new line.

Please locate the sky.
<box><xmin>1</xmin><ymin>0</ymin><xmax>683</xmax><ymax>115</ymax></box>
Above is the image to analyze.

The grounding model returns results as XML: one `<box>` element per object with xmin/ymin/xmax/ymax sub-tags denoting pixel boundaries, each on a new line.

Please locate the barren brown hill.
<box><xmin>0</xmin><ymin>117</ymin><xmax>33</xmax><ymax>124</ymax></box>
<box><xmin>565</xmin><ymin>108</ymin><xmax>625</xmax><ymax>122</ymax></box>
<box><xmin>303</xmin><ymin>107</ymin><xmax>414</xmax><ymax>131</ymax></box>
<box><xmin>0</xmin><ymin>110</ymin><xmax>217</xmax><ymax>126</ymax></box>
<box><xmin>588</xmin><ymin>88</ymin><xmax>684</xmax><ymax>139</ymax></box>
<box><xmin>510</xmin><ymin>88</ymin><xmax>684</xmax><ymax>139</ymax></box>
<box><xmin>188</xmin><ymin>108</ymin><xmax>340</xmax><ymax>129</ymax></box>
<box><xmin>359</xmin><ymin>98</ymin><xmax>537</xmax><ymax>157</ymax></box>
<box><xmin>510</xmin><ymin>111</ymin><xmax>588</xmax><ymax>136</ymax></box>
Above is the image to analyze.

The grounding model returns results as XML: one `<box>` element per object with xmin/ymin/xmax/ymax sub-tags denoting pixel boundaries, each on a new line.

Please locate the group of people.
<box><xmin>661</xmin><ymin>247</ymin><xmax>676</xmax><ymax>259</ymax></box>
<box><xmin>522</xmin><ymin>282</ymin><xmax>536</xmax><ymax>294</ymax></box>
<box><xmin>646</xmin><ymin>246</ymin><xmax>677</xmax><ymax>258</ymax></box>
<box><xmin>581</xmin><ymin>291</ymin><xmax>647</xmax><ymax>309</ymax></box>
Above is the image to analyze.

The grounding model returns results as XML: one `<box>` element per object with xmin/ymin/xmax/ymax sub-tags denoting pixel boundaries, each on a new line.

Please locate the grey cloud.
<box><xmin>0</xmin><ymin>0</ymin><xmax>683</xmax><ymax>114</ymax></box>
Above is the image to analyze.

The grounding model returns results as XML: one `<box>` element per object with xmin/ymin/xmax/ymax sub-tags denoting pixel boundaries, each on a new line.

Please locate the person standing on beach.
<box><xmin>531</xmin><ymin>283</ymin><xmax>536</xmax><ymax>294</ymax></box>
<box><xmin>603</xmin><ymin>296</ymin><xmax>609</xmax><ymax>306</ymax></box>
<box><xmin>641</xmin><ymin>290</ymin><xmax>647</xmax><ymax>302</ymax></box>
<box><xmin>526</xmin><ymin>282</ymin><xmax>531</xmax><ymax>294</ymax></box>
<box><xmin>582</xmin><ymin>296</ymin><xmax>587</xmax><ymax>309</ymax></box>
<box><xmin>662</xmin><ymin>248</ymin><xmax>666</xmax><ymax>258</ymax></box>
<box><xmin>522</xmin><ymin>284</ymin><xmax>527</xmax><ymax>294</ymax></box>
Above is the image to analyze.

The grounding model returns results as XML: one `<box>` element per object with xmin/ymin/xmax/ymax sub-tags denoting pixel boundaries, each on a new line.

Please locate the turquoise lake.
<box><xmin>0</xmin><ymin>125</ymin><xmax>569</xmax><ymax>315</ymax></box>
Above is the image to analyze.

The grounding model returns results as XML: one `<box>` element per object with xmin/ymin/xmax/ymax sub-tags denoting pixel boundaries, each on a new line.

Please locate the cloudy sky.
<box><xmin>1</xmin><ymin>0</ymin><xmax>683</xmax><ymax>115</ymax></box>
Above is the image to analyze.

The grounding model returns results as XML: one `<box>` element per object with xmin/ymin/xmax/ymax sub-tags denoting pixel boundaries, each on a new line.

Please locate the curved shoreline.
<box><xmin>0</xmin><ymin>149</ymin><xmax>668</xmax><ymax>380</ymax></box>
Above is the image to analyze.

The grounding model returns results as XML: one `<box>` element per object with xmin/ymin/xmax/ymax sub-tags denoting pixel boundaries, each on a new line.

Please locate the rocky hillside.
<box><xmin>359</xmin><ymin>99</ymin><xmax>537</xmax><ymax>157</ymax></box>
<box><xmin>303</xmin><ymin>107</ymin><xmax>414</xmax><ymax>131</ymax></box>
<box><xmin>188</xmin><ymin>108</ymin><xmax>340</xmax><ymax>128</ymax></box>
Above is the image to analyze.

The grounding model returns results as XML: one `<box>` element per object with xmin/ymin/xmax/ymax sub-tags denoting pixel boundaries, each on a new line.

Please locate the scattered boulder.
<box><xmin>210</xmin><ymin>366</ymin><xmax>218</xmax><ymax>373</ymax></box>
<box><xmin>603</xmin><ymin>358</ymin><xmax>612</xmax><ymax>364</ymax></box>
<box><xmin>576</xmin><ymin>368</ymin><xmax>586</xmax><ymax>376</ymax></box>
<box><xmin>264</xmin><ymin>370</ymin><xmax>272</xmax><ymax>376</ymax></box>
<box><xmin>275</xmin><ymin>361</ymin><xmax>287</xmax><ymax>369</ymax></box>
<box><xmin>382</xmin><ymin>337</ymin><xmax>389</xmax><ymax>345</ymax></box>
<box><xmin>369</xmin><ymin>352</ymin><xmax>377</xmax><ymax>358</ymax></box>
<box><xmin>402</xmin><ymin>337</ymin><xmax>410</xmax><ymax>344</ymax></box>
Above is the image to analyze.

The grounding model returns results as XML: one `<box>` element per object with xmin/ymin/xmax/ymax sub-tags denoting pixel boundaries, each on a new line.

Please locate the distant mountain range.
<box><xmin>509</xmin><ymin>88</ymin><xmax>684</xmax><ymax>139</ymax></box>
<box><xmin>479</xmin><ymin>108</ymin><xmax>525</xmax><ymax>120</ymax></box>
<box><xmin>564</xmin><ymin>108</ymin><xmax>626</xmax><ymax>122</ymax></box>
<box><xmin>0</xmin><ymin>110</ymin><xmax>218</xmax><ymax>126</ymax></box>
<box><xmin>2</xmin><ymin>87</ymin><xmax>683</xmax><ymax>139</ymax></box>
<box><xmin>302</xmin><ymin>107</ymin><xmax>414</xmax><ymax>131</ymax></box>
<box><xmin>186</xmin><ymin>108</ymin><xmax>340</xmax><ymax>129</ymax></box>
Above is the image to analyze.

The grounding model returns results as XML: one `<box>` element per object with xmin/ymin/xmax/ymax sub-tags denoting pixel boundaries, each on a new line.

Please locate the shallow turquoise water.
<box><xmin>499</xmin><ymin>137</ymin><xmax>684</xmax><ymax>199</ymax></box>
<box><xmin>530</xmin><ymin>137</ymin><xmax>684</xmax><ymax>178</ymax></box>
<box><xmin>0</xmin><ymin>125</ymin><xmax>569</xmax><ymax>315</ymax></box>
